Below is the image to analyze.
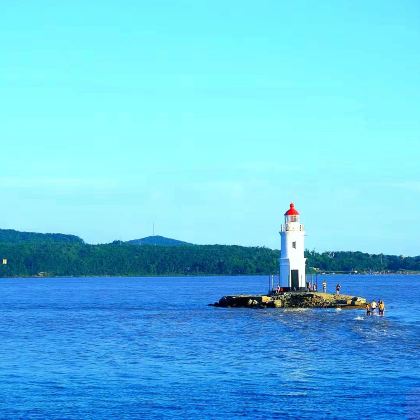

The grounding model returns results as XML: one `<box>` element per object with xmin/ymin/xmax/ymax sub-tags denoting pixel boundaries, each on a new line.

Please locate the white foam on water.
<box><xmin>278</xmin><ymin>391</ymin><xmax>308</xmax><ymax>397</ymax></box>
<box><xmin>284</xmin><ymin>308</ymin><xmax>310</xmax><ymax>312</ymax></box>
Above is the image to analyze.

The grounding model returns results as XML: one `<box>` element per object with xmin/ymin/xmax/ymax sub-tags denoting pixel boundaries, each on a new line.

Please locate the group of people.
<box><xmin>307</xmin><ymin>282</ymin><xmax>317</xmax><ymax>291</ymax></box>
<box><xmin>366</xmin><ymin>299</ymin><xmax>385</xmax><ymax>316</ymax></box>
<box><xmin>320</xmin><ymin>280</ymin><xmax>341</xmax><ymax>295</ymax></box>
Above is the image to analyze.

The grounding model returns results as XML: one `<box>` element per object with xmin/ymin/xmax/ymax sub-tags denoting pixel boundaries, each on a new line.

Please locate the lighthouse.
<box><xmin>279</xmin><ymin>203</ymin><xmax>306</xmax><ymax>290</ymax></box>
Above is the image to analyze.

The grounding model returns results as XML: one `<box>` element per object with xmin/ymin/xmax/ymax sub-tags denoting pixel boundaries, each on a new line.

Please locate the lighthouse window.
<box><xmin>292</xmin><ymin>241</ymin><xmax>296</xmax><ymax>249</ymax></box>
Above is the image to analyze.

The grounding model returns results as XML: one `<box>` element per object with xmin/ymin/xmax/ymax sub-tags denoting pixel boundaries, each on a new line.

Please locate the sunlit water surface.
<box><xmin>0</xmin><ymin>275</ymin><xmax>418</xmax><ymax>419</ymax></box>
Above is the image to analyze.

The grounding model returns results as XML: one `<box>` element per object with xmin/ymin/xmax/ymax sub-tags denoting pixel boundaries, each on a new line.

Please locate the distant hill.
<box><xmin>0</xmin><ymin>229</ymin><xmax>84</xmax><ymax>244</ymax></box>
<box><xmin>126</xmin><ymin>235</ymin><xmax>192</xmax><ymax>247</ymax></box>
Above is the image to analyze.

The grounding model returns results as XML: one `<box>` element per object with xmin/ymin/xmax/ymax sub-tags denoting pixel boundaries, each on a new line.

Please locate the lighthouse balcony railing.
<box><xmin>281</xmin><ymin>224</ymin><xmax>304</xmax><ymax>232</ymax></box>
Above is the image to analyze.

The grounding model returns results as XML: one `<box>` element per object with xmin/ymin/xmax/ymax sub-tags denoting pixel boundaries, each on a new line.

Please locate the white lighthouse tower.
<box><xmin>279</xmin><ymin>203</ymin><xmax>306</xmax><ymax>290</ymax></box>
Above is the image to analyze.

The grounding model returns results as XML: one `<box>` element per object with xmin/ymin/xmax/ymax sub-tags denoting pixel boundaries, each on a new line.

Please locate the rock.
<box><xmin>212</xmin><ymin>291</ymin><xmax>367</xmax><ymax>309</ymax></box>
<box><xmin>261</xmin><ymin>296</ymin><xmax>271</xmax><ymax>304</ymax></box>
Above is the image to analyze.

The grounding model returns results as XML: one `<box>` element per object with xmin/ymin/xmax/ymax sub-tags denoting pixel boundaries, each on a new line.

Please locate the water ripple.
<box><xmin>0</xmin><ymin>274</ymin><xmax>418</xmax><ymax>419</ymax></box>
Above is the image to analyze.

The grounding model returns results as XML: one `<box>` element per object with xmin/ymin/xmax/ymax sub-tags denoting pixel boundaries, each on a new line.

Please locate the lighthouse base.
<box><xmin>211</xmin><ymin>291</ymin><xmax>367</xmax><ymax>309</ymax></box>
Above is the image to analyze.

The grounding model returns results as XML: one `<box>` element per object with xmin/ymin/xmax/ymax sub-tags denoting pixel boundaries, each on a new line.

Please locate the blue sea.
<box><xmin>0</xmin><ymin>274</ymin><xmax>418</xmax><ymax>419</ymax></box>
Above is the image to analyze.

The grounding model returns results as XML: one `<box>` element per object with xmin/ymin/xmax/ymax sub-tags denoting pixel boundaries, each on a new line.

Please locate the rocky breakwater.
<box><xmin>211</xmin><ymin>292</ymin><xmax>366</xmax><ymax>309</ymax></box>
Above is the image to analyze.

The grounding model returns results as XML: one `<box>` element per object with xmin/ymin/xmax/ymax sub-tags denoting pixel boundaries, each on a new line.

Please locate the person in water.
<box><xmin>335</xmin><ymin>283</ymin><xmax>341</xmax><ymax>295</ymax></box>
<box><xmin>378</xmin><ymin>300</ymin><xmax>385</xmax><ymax>316</ymax></box>
<box><xmin>370</xmin><ymin>299</ymin><xmax>377</xmax><ymax>314</ymax></box>
<box><xmin>322</xmin><ymin>280</ymin><xmax>327</xmax><ymax>293</ymax></box>
<box><xmin>366</xmin><ymin>303</ymin><xmax>372</xmax><ymax>316</ymax></box>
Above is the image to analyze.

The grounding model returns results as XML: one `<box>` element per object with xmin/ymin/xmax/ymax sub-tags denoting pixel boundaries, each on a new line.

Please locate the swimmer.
<box><xmin>370</xmin><ymin>299</ymin><xmax>377</xmax><ymax>314</ymax></box>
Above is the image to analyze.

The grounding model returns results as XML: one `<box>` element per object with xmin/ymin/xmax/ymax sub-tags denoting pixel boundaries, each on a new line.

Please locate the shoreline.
<box><xmin>0</xmin><ymin>272</ymin><xmax>419</xmax><ymax>280</ymax></box>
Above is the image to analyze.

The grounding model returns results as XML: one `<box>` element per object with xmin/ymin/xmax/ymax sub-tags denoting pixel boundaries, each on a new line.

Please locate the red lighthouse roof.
<box><xmin>284</xmin><ymin>202</ymin><xmax>299</xmax><ymax>216</ymax></box>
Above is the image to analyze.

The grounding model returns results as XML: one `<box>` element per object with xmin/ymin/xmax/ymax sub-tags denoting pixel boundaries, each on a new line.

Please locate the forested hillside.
<box><xmin>0</xmin><ymin>240</ymin><xmax>418</xmax><ymax>277</ymax></box>
<box><xmin>0</xmin><ymin>229</ymin><xmax>83</xmax><ymax>244</ymax></box>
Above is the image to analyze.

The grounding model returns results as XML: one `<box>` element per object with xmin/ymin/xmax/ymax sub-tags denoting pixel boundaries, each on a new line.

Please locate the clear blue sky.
<box><xmin>1</xmin><ymin>0</ymin><xmax>419</xmax><ymax>255</ymax></box>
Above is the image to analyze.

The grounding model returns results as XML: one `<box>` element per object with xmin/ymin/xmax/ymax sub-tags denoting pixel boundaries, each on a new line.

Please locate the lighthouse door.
<box><xmin>291</xmin><ymin>270</ymin><xmax>299</xmax><ymax>290</ymax></box>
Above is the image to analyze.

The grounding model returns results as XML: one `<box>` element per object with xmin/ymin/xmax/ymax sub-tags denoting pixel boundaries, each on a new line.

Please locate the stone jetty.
<box><xmin>211</xmin><ymin>291</ymin><xmax>366</xmax><ymax>309</ymax></box>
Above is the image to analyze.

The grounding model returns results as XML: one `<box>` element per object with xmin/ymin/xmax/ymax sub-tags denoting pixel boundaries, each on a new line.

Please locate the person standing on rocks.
<box><xmin>335</xmin><ymin>283</ymin><xmax>341</xmax><ymax>295</ymax></box>
<box><xmin>322</xmin><ymin>280</ymin><xmax>327</xmax><ymax>293</ymax></box>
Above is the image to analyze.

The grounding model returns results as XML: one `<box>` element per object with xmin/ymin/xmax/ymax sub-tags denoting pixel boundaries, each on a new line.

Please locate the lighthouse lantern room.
<box><xmin>279</xmin><ymin>203</ymin><xmax>306</xmax><ymax>290</ymax></box>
